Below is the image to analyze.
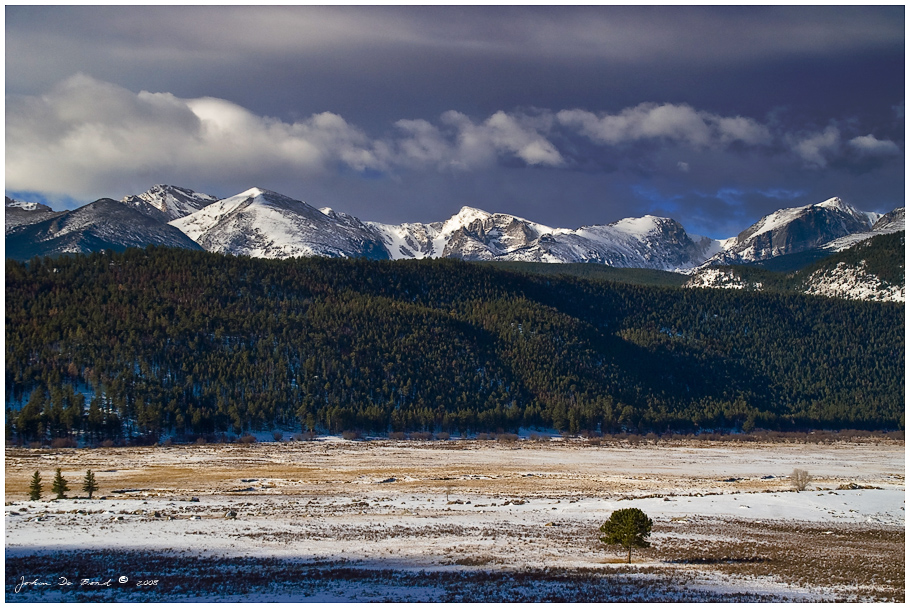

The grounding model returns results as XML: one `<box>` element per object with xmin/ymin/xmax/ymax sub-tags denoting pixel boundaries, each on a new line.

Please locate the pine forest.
<box><xmin>5</xmin><ymin>247</ymin><xmax>904</xmax><ymax>444</ymax></box>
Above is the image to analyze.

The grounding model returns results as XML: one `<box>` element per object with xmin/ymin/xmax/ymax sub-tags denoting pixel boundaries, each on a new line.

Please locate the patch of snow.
<box><xmin>684</xmin><ymin>268</ymin><xmax>762</xmax><ymax>291</ymax></box>
<box><xmin>802</xmin><ymin>261</ymin><xmax>904</xmax><ymax>302</ymax></box>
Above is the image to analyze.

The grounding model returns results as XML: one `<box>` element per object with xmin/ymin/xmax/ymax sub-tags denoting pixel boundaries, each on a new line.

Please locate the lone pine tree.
<box><xmin>599</xmin><ymin>507</ymin><xmax>653</xmax><ymax>564</ymax></box>
<box><xmin>82</xmin><ymin>469</ymin><xmax>99</xmax><ymax>499</ymax></box>
<box><xmin>51</xmin><ymin>468</ymin><xmax>69</xmax><ymax>499</ymax></box>
<box><xmin>28</xmin><ymin>471</ymin><xmax>42</xmax><ymax>501</ymax></box>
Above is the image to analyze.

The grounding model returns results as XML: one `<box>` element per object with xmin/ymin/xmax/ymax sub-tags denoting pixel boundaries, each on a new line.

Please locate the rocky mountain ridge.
<box><xmin>6</xmin><ymin>186</ymin><xmax>904</xmax><ymax>302</ymax></box>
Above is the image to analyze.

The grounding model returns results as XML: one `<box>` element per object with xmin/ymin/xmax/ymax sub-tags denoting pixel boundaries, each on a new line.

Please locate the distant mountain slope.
<box><xmin>703</xmin><ymin>197</ymin><xmax>875</xmax><ymax>266</ymax></box>
<box><xmin>686</xmin><ymin>231</ymin><xmax>904</xmax><ymax>302</ymax></box>
<box><xmin>369</xmin><ymin>208</ymin><xmax>721</xmax><ymax>271</ymax></box>
<box><xmin>170</xmin><ymin>187</ymin><xmax>389</xmax><ymax>260</ymax></box>
<box><xmin>6</xmin><ymin>185</ymin><xmax>902</xmax><ymax>288</ymax></box>
<box><xmin>120</xmin><ymin>184</ymin><xmax>217</xmax><ymax>222</ymax></box>
<box><xmin>5</xmin><ymin>199</ymin><xmax>203</xmax><ymax>261</ymax></box>
<box><xmin>820</xmin><ymin>206</ymin><xmax>905</xmax><ymax>253</ymax></box>
<box><xmin>5</xmin><ymin>196</ymin><xmax>62</xmax><ymax>233</ymax></box>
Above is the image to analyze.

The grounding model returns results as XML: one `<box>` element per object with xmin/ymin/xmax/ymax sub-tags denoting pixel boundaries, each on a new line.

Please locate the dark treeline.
<box><xmin>5</xmin><ymin>247</ymin><xmax>904</xmax><ymax>444</ymax></box>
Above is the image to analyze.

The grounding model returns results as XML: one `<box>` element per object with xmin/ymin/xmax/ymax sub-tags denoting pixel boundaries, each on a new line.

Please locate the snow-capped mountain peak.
<box><xmin>120</xmin><ymin>184</ymin><xmax>217</xmax><ymax>222</ymax></box>
<box><xmin>702</xmin><ymin>196</ymin><xmax>875</xmax><ymax>266</ymax></box>
<box><xmin>440</xmin><ymin>206</ymin><xmax>494</xmax><ymax>233</ymax></box>
<box><xmin>5</xmin><ymin>196</ymin><xmax>59</xmax><ymax>234</ymax></box>
<box><xmin>170</xmin><ymin>187</ymin><xmax>389</xmax><ymax>260</ymax></box>
<box><xmin>5</xmin><ymin>198</ymin><xmax>50</xmax><ymax>212</ymax></box>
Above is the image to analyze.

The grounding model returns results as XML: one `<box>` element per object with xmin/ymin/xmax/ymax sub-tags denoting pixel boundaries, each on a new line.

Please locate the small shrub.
<box><xmin>100</xmin><ymin>440</ymin><xmax>115</xmax><ymax>448</ymax></box>
<box><xmin>496</xmin><ymin>433</ymin><xmax>519</xmax><ymax>443</ymax></box>
<box><xmin>28</xmin><ymin>442</ymin><xmax>43</xmax><ymax>449</ymax></box>
<box><xmin>239</xmin><ymin>434</ymin><xmax>257</xmax><ymax>444</ymax></box>
<box><xmin>272</xmin><ymin>431</ymin><xmax>283</xmax><ymax>442</ymax></box>
<box><xmin>410</xmin><ymin>431</ymin><xmax>433</xmax><ymax>441</ymax></box>
<box><xmin>51</xmin><ymin>437</ymin><xmax>78</xmax><ymax>448</ymax></box>
<box><xmin>476</xmin><ymin>433</ymin><xmax>493</xmax><ymax>441</ymax></box>
<box><xmin>195</xmin><ymin>437</ymin><xmax>207</xmax><ymax>445</ymax></box>
<box><xmin>790</xmin><ymin>468</ymin><xmax>812</xmax><ymax>492</ymax></box>
<box><xmin>341</xmin><ymin>430</ymin><xmax>361</xmax><ymax>441</ymax></box>
<box><xmin>435</xmin><ymin>432</ymin><xmax>450</xmax><ymax>441</ymax></box>
<box><xmin>161</xmin><ymin>438</ymin><xmax>173</xmax><ymax>447</ymax></box>
<box><xmin>388</xmin><ymin>431</ymin><xmax>406</xmax><ymax>441</ymax></box>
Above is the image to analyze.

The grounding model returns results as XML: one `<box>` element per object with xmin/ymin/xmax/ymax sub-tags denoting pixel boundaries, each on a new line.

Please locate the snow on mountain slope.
<box><xmin>802</xmin><ymin>261</ymin><xmax>904</xmax><ymax>303</ymax></box>
<box><xmin>171</xmin><ymin>187</ymin><xmax>389</xmax><ymax>260</ymax></box>
<box><xmin>684</xmin><ymin>268</ymin><xmax>764</xmax><ymax>291</ymax></box>
<box><xmin>369</xmin><ymin>208</ymin><xmax>721</xmax><ymax>270</ymax></box>
<box><xmin>6</xmin><ymin>199</ymin><xmax>203</xmax><ymax>260</ymax></box>
<box><xmin>120</xmin><ymin>184</ymin><xmax>217</xmax><ymax>222</ymax></box>
<box><xmin>5</xmin><ymin>196</ymin><xmax>59</xmax><ymax>233</ymax></box>
<box><xmin>822</xmin><ymin>207</ymin><xmax>905</xmax><ymax>252</ymax></box>
<box><xmin>702</xmin><ymin>197</ymin><xmax>875</xmax><ymax>266</ymax></box>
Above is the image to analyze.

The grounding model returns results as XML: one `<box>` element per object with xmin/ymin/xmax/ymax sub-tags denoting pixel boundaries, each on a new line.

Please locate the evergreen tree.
<box><xmin>599</xmin><ymin>508</ymin><xmax>653</xmax><ymax>564</ymax></box>
<box><xmin>82</xmin><ymin>469</ymin><xmax>99</xmax><ymax>499</ymax></box>
<box><xmin>28</xmin><ymin>471</ymin><xmax>42</xmax><ymax>501</ymax></box>
<box><xmin>51</xmin><ymin>468</ymin><xmax>69</xmax><ymax>499</ymax></box>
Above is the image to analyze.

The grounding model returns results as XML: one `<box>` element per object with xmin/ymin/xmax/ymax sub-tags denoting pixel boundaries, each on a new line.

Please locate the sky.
<box><xmin>5</xmin><ymin>5</ymin><xmax>905</xmax><ymax>238</ymax></box>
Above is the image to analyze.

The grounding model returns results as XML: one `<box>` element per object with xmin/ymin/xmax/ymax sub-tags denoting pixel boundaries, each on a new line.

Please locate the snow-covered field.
<box><xmin>5</xmin><ymin>439</ymin><xmax>904</xmax><ymax>601</ymax></box>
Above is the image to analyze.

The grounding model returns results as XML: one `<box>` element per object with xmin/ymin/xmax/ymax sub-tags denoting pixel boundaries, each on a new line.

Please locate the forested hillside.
<box><xmin>5</xmin><ymin>247</ymin><xmax>904</xmax><ymax>443</ymax></box>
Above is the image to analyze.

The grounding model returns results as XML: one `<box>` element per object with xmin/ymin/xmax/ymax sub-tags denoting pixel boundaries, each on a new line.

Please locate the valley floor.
<box><xmin>5</xmin><ymin>439</ymin><xmax>905</xmax><ymax>602</ymax></box>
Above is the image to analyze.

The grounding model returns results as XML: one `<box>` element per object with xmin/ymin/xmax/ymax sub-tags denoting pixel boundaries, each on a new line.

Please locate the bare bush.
<box><xmin>272</xmin><ymin>431</ymin><xmax>283</xmax><ymax>442</ymax></box>
<box><xmin>435</xmin><ymin>432</ymin><xmax>450</xmax><ymax>441</ymax></box>
<box><xmin>790</xmin><ymin>468</ymin><xmax>812</xmax><ymax>492</ymax></box>
<box><xmin>238</xmin><ymin>434</ymin><xmax>257</xmax><ymax>444</ymax></box>
<box><xmin>388</xmin><ymin>431</ymin><xmax>406</xmax><ymax>441</ymax></box>
<box><xmin>341</xmin><ymin>430</ymin><xmax>361</xmax><ymax>441</ymax></box>
<box><xmin>496</xmin><ymin>433</ymin><xmax>519</xmax><ymax>443</ymax></box>
<box><xmin>410</xmin><ymin>431</ymin><xmax>433</xmax><ymax>441</ymax></box>
<box><xmin>51</xmin><ymin>437</ymin><xmax>78</xmax><ymax>448</ymax></box>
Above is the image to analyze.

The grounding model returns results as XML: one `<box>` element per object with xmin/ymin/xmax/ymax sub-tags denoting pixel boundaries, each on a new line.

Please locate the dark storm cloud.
<box><xmin>5</xmin><ymin>6</ymin><xmax>904</xmax><ymax>237</ymax></box>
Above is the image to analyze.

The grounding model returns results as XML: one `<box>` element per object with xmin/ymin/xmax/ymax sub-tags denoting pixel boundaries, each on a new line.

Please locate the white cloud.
<box><xmin>389</xmin><ymin>110</ymin><xmax>563</xmax><ymax>170</ymax></box>
<box><xmin>5</xmin><ymin>74</ymin><xmax>899</xmax><ymax>204</ymax></box>
<box><xmin>848</xmin><ymin>134</ymin><xmax>900</xmax><ymax>156</ymax></box>
<box><xmin>788</xmin><ymin>126</ymin><xmax>841</xmax><ymax>167</ymax></box>
<box><xmin>6</xmin><ymin>74</ymin><xmax>392</xmax><ymax>199</ymax></box>
<box><xmin>6</xmin><ymin>75</ymin><xmax>566</xmax><ymax>199</ymax></box>
<box><xmin>556</xmin><ymin>103</ymin><xmax>771</xmax><ymax>149</ymax></box>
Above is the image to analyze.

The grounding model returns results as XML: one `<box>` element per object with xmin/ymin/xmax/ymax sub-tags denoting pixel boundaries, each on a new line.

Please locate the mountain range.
<box><xmin>5</xmin><ymin>185</ymin><xmax>904</xmax><ymax>300</ymax></box>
